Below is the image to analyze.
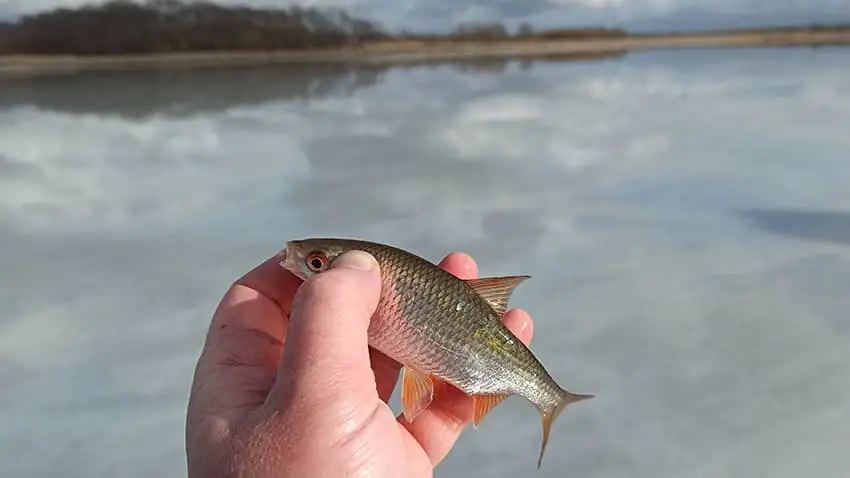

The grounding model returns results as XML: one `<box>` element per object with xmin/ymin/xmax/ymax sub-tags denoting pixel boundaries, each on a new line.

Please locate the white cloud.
<box><xmin>437</xmin><ymin>53</ymin><xmax>850</xmax><ymax>183</ymax></box>
<box><xmin>435</xmin><ymin>72</ymin><xmax>674</xmax><ymax>175</ymax></box>
<box><xmin>0</xmin><ymin>106</ymin><xmax>313</xmax><ymax>234</ymax></box>
<box><xmin>548</xmin><ymin>0</ymin><xmax>627</xmax><ymax>8</ymax></box>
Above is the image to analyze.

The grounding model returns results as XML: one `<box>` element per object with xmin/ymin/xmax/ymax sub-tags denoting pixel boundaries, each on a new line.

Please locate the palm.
<box><xmin>186</xmin><ymin>252</ymin><xmax>533</xmax><ymax>477</ymax></box>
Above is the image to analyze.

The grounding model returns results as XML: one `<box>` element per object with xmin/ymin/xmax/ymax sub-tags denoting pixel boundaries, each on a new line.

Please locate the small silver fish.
<box><xmin>280</xmin><ymin>237</ymin><xmax>593</xmax><ymax>468</ymax></box>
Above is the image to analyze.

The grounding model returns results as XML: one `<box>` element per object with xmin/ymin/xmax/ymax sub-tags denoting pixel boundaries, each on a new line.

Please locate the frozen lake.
<box><xmin>2</xmin><ymin>46</ymin><xmax>850</xmax><ymax>477</ymax></box>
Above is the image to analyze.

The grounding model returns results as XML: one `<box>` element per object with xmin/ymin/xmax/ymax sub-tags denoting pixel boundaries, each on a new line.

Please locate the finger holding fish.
<box><xmin>188</xmin><ymin>254</ymin><xmax>305</xmax><ymax>441</ymax></box>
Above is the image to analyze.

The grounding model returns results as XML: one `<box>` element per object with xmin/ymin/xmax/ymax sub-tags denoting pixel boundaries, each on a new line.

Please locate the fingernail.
<box><xmin>332</xmin><ymin>250</ymin><xmax>377</xmax><ymax>272</ymax></box>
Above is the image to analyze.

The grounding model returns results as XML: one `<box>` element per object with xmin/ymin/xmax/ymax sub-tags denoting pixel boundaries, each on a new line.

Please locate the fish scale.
<box><xmin>280</xmin><ymin>237</ymin><xmax>594</xmax><ymax>469</ymax></box>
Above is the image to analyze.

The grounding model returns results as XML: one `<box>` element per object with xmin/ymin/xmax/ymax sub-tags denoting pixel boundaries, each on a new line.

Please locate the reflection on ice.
<box><xmin>2</xmin><ymin>47</ymin><xmax>850</xmax><ymax>478</ymax></box>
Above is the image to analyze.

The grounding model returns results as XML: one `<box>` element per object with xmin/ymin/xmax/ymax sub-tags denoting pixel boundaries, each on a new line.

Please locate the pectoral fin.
<box><xmin>465</xmin><ymin>276</ymin><xmax>530</xmax><ymax>316</ymax></box>
<box><xmin>401</xmin><ymin>366</ymin><xmax>435</xmax><ymax>423</ymax></box>
<box><xmin>471</xmin><ymin>394</ymin><xmax>509</xmax><ymax>429</ymax></box>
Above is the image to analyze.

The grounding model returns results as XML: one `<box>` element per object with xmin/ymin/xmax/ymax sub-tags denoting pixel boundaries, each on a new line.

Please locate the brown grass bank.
<box><xmin>3</xmin><ymin>28</ymin><xmax>849</xmax><ymax>77</ymax></box>
<box><xmin>0</xmin><ymin>1</ymin><xmax>848</xmax><ymax>77</ymax></box>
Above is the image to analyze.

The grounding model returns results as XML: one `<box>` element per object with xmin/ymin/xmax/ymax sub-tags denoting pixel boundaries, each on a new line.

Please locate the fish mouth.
<box><xmin>277</xmin><ymin>242</ymin><xmax>292</xmax><ymax>270</ymax></box>
<box><xmin>277</xmin><ymin>241</ymin><xmax>307</xmax><ymax>279</ymax></box>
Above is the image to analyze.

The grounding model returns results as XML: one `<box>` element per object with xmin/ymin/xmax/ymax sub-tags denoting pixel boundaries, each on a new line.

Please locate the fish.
<box><xmin>279</xmin><ymin>237</ymin><xmax>593</xmax><ymax>469</ymax></box>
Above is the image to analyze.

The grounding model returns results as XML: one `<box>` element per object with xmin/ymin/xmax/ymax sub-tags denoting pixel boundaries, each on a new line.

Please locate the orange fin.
<box><xmin>471</xmin><ymin>394</ymin><xmax>509</xmax><ymax>429</ymax></box>
<box><xmin>401</xmin><ymin>366</ymin><xmax>435</xmax><ymax>423</ymax></box>
<box><xmin>465</xmin><ymin>276</ymin><xmax>530</xmax><ymax>315</ymax></box>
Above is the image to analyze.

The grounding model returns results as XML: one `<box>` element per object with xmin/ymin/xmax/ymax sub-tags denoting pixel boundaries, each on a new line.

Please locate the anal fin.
<box><xmin>401</xmin><ymin>366</ymin><xmax>435</xmax><ymax>423</ymax></box>
<box><xmin>472</xmin><ymin>394</ymin><xmax>509</xmax><ymax>429</ymax></box>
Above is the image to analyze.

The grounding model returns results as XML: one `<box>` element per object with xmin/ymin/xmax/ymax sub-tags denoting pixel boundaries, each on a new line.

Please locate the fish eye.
<box><xmin>306</xmin><ymin>251</ymin><xmax>329</xmax><ymax>272</ymax></box>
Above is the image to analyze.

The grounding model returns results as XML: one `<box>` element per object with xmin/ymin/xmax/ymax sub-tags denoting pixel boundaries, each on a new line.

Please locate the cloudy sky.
<box><xmin>1</xmin><ymin>0</ymin><xmax>849</xmax><ymax>32</ymax></box>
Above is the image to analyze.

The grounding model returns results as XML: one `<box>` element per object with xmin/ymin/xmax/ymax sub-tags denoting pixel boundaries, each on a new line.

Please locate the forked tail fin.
<box><xmin>537</xmin><ymin>388</ymin><xmax>594</xmax><ymax>469</ymax></box>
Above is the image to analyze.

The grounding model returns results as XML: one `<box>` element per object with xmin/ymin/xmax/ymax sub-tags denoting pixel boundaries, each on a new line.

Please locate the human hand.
<box><xmin>186</xmin><ymin>249</ymin><xmax>535</xmax><ymax>477</ymax></box>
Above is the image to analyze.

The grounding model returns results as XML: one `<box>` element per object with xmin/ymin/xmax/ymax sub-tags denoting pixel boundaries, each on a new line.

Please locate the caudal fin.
<box><xmin>537</xmin><ymin>388</ymin><xmax>594</xmax><ymax>469</ymax></box>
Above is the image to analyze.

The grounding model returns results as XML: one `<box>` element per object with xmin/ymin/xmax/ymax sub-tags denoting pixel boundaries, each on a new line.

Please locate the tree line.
<box><xmin>0</xmin><ymin>0</ymin><xmax>629</xmax><ymax>56</ymax></box>
<box><xmin>0</xmin><ymin>0</ymin><xmax>390</xmax><ymax>54</ymax></box>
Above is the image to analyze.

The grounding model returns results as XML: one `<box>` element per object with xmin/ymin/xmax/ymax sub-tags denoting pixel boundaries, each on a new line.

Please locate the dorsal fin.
<box><xmin>465</xmin><ymin>275</ymin><xmax>530</xmax><ymax>316</ymax></box>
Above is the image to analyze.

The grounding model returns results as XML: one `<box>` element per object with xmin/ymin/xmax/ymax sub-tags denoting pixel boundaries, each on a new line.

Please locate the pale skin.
<box><xmin>186</xmin><ymin>249</ymin><xmax>535</xmax><ymax>477</ymax></box>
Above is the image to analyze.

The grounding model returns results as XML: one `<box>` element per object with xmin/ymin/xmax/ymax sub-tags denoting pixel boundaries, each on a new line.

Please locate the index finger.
<box><xmin>187</xmin><ymin>254</ymin><xmax>301</xmax><ymax>427</ymax></box>
<box><xmin>207</xmin><ymin>253</ymin><xmax>302</xmax><ymax>363</ymax></box>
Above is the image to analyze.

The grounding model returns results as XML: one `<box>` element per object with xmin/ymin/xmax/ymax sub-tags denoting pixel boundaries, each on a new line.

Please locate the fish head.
<box><xmin>278</xmin><ymin>238</ymin><xmax>353</xmax><ymax>281</ymax></box>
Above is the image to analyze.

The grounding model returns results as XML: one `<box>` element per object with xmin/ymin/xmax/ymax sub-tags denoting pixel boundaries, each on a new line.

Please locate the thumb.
<box><xmin>270</xmin><ymin>250</ymin><xmax>382</xmax><ymax>408</ymax></box>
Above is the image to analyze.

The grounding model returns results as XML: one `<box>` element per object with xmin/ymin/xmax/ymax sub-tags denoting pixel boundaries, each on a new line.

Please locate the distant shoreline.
<box><xmin>2</xmin><ymin>28</ymin><xmax>849</xmax><ymax>77</ymax></box>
